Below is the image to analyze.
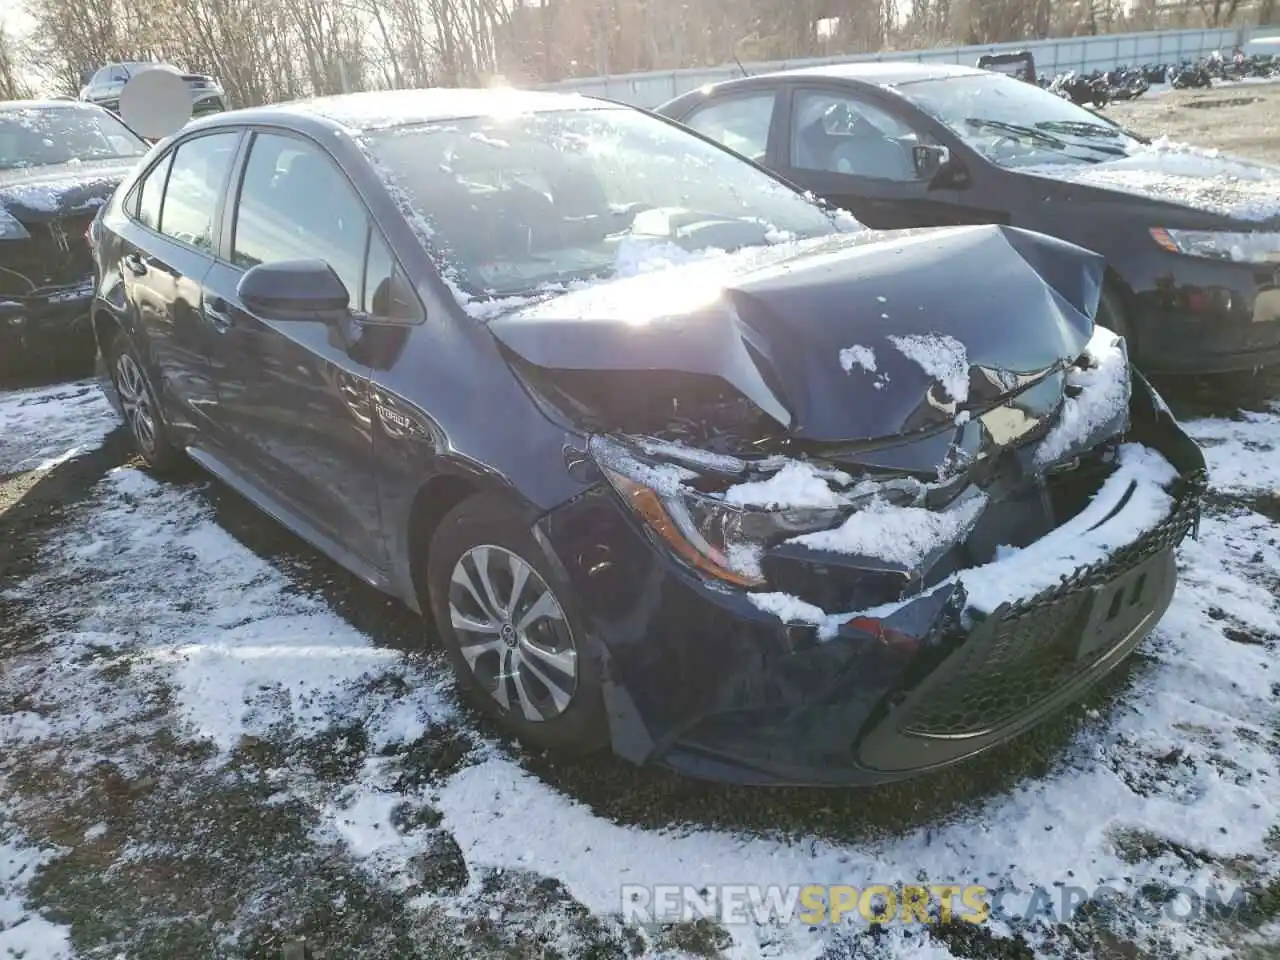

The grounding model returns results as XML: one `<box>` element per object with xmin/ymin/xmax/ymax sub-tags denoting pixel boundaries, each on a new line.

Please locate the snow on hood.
<box><xmin>489</xmin><ymin>224</ymin><xmax>1104</xmax><ymax>444</ymax></box>
<box><xmin>1022</xmin><ymin>138</ymin><xmax>1280</xmax><ymax>223</ymax></box>
<box><xmin>0</xmin><ymin>159</ymin><xmax>135</xmax><ymax>219</ymax></box>
<box><xmin>749</xmin><ymin>442</ymin><xmax>1179</xmax><ymax>638</ymax></box>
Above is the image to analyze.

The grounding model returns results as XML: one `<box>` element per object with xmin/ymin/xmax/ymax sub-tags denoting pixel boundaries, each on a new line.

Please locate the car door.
<box><xmin>201</xmin><ymin>128</ymin><xmax>386</xmax><ymax>570</ymax></box>
<box><xmin>776</xmin><ymin>85</ymin><xmax>977</xmax><ymax>230</ymax></box>
<box><xmin>118</xmin><ymin>131</ymin><xmax>241</xmax><ymax>431</ymax></box>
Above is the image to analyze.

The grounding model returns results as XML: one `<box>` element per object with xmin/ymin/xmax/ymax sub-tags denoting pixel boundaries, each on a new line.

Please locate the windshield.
<box><xmin>0</xmin><ymin>107</ymin><xmax>148</xmax><ymax>171</ymax></box>
<box><xmin>895</xmin><ymin>74</ymin><xmax>1142</xmax><ymax>169</ymax></box>
<box><xmin>364</xmin><ymin>106</ymin><xmax>837</xmax><ymax>299</ymax></box>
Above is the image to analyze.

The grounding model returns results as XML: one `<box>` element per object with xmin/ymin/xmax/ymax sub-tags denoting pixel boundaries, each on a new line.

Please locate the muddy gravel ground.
<box><xmin>1106</xmin><ymin>82</ymin><xmax>1280</xmax><ymax>165</ymax></box>
<box><xmin>2</xmin><ymin>89</ymin><xmax>1280</xmax><ymax>960</ymax></box>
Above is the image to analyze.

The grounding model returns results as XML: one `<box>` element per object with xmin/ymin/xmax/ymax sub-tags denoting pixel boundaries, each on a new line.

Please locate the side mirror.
<box><xmin>237</xmin><ymin>259</ymin><xmax>351</xmax><ymax>322</ymax></box>
<box><xmin>912</xmin><ymin>144</ymin><xmax>951</xmax><ymax>181</ymax></box>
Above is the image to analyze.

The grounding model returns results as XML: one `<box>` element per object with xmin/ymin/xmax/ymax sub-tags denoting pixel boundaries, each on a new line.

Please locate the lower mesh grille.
<box><xmin>898</xmin><ymin>469</ymin><xmax>1206</xmax><ymax>740</ymax></box>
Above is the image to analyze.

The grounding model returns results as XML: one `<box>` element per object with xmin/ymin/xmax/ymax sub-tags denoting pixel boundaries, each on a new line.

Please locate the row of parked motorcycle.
<box><xmin>978</xmin><ymin>48</ymin><xmax>1278</xmax><ymax>108</ymax></box>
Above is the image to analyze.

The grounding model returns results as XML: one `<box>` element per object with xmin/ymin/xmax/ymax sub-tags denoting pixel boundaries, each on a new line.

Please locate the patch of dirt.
<box><xmin>1182</xmin><ymin>95</ymin><xmax>1264</xmax><ymax>110</ymax></box>
<box><xmin>1105</xmin><ymin>84</ymin><xmax>1280</xmax><ymax>165</ymax></box>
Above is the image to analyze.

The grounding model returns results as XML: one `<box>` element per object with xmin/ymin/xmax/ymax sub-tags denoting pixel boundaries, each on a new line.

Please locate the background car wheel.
<box><xmin>426</xmin><ymin>495</ymin><xmax>608</xmax><ymax>754</ymax></box>
<box><xmin>105</xmin><ymin>329</ymin><xmax>183</xmax><ymax>473</ymax></box>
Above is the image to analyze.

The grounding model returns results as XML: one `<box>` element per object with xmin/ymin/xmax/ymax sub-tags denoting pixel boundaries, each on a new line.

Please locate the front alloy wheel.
<box><xmin>114</xmin><ymin>351</ymin><xmax>159</xmax><ymax>457</ymax></box>
<box><xmin>427</xmin><ymin>494</ymin><xmax>608</xmax><ymax>754</ymax></box>
<box><xmin>448</xmin><ymin>545</ymin><xmax>578</xmax><ymax>722</ymax></box>
<box><xmin>105</xmin><ymin>329</ymin><xmax>181</xmax><ymax>472</ymax></box>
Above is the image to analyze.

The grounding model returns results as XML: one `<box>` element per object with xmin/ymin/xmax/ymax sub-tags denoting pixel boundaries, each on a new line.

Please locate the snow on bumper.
<box><xmin>751</xmin><ymin>440</ymin><xmax>1200</xmax><ymax>639</ymax></box>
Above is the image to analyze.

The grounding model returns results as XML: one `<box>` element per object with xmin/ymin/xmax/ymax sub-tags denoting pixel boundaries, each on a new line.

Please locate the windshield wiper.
<box><xmin>965</xmin><ymin>117</ymin><xmax>1131</xmax><ymax>160</ymax></box>
<box><xmin>1034</xmin><ymin>119</ymin><xmax>1122</xmax><ymax>139</ymax></box>
<box><xmin>964</xmin><ymin>118</ymin><xmax>1066</xmax><ymax>149</ymax></box>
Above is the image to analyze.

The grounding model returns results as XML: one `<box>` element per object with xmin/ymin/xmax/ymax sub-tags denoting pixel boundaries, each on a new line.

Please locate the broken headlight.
<box><xmin>589</xmin><ymin>436</ymin><xmax>924</xmax><ymax>588</ymax></box>
<box><xmin>1150</xmin><ymin>228</ymin><xmax>1280</xmax><ymax>265</ymax></box>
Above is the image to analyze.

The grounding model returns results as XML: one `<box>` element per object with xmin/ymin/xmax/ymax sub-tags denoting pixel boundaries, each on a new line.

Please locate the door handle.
<box><xmin>203</xmin><ymin>296</ymin><xmax>233</xmax><ymax>333</ymax></box>
<box><xmin>123</xmin><ymin>252</ymin><xmax>148</xmax><ymax>276</ymax></box>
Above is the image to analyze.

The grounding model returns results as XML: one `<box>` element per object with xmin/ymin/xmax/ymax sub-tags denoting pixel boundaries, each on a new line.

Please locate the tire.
<box><xmin>104</xmin><ymin>328</ymin><xmax>184</xmax><ymax>473</ymax></box>
<box><xmin>426</xmin><ymin>494</ymin><xmax>609</xmax><ymax>754</ymax></box>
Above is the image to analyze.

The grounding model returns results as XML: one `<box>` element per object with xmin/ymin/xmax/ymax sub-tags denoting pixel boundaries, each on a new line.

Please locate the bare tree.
<box><xmin>0</xmin><ymin>26</ymin><xmax>32</xmax><ymax>100</ymax></box>
<box><xmin>15</xmin><ymin>0</ymin><xmax>1265</xmax><ymax>101</ymax></box>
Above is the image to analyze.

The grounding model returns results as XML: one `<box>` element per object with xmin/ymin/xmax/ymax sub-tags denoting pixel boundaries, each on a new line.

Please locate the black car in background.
<box><xmin>89</xmin><ymin>89</ymin><xmax>1204</xmax><ymax>785</ymax></box>
<box><xmin>976</xmin><ymin>51</ymin><xmax>1037</xmax><ymax>84</ymax></box>
<box><xmin>1</xmin><ymin>100</ymin><xmax>150</xmax><ymax>381</ymax></box>
<box><xmin>657</xmin><ymin>62</ymin><xmax>1280</xmax><ymax>375</ymax></box>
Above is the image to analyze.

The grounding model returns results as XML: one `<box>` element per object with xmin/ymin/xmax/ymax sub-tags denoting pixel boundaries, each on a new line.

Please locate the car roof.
<box><xmin>757</xmin><ymin>60</ymin><xmax>988</xmax><ymax>85</ymax></box>
<box><xmin>0</xmin><ymin>99</ymin><xmax>107</xmax><ymax>113</ymax></box>
<box><xmin>192</xmin><ymin>88</ymin><xmax>625</xmax><ymax>137</ymax></box>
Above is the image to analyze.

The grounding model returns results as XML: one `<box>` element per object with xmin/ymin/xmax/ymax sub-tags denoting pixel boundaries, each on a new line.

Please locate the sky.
<box><xmin>0</xmin><ymin>0</ymin><xmax>32</xmax><ymax>36</ymax></box>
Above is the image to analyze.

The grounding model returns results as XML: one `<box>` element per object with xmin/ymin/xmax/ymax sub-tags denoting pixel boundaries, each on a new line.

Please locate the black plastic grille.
<box><xmin>0</xmin><ymin>212</ymin><xmax>96</xmax><ymax>297</ymax></box>
<box><xmin>899</xmin><ymin>470</ymin><xmax>1206</xmax><ymax>739</ymax></box>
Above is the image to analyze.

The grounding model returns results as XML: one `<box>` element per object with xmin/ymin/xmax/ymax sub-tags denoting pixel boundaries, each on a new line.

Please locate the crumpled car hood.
<box><xmin>488</xmin><ymin>224</ymin><xmax>1103</xmax><ymax>443</ymax></box>
<box><xmin>0</xmin><ymin>159</ymin><xmax>135</xmax><ymax>222</ymax></box>
<box><xmin>1021</xmin><ymin>148</ymin><xmax>1280</xmax><ymax>225</ymax></box>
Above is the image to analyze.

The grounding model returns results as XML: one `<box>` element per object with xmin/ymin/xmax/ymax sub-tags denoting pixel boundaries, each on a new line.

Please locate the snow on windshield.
<box><xmin>359</xmin><ymin>108</ymin><xmax>859</xmax><ymax>316</ymax></box>
<box><xmin>0</xmin><ymin>107</ymin><xmax>147</xmax><ymax>172</ymax></box>
<box><xmin>895</xmin><ymin>73</ymin><xmax>1141</xmax><ymax>168</ymax></box>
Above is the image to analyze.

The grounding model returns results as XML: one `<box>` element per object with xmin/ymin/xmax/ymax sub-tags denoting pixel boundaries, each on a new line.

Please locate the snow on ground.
<box><xmin>0</xmin><ymin>380</ymin><xmax>118</xmax><ymax>476</ymax></box>
<box><xmin>1</xmin><ymin>378</ymin><xmax>1278</xmax><ymax>958</ymax></box>
<box><xmin>1183</xmin><ymin>410</ymin><xmax>1280</xmax><ymax>498</ymax></box>
<box><xmin>0</xmin><ymin>818</ymin><xmax>73</xmax><ymax>959</ymax></box>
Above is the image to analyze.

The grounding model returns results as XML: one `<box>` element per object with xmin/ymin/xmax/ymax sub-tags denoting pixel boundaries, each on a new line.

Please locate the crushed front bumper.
<box><xmin>537</xmin><ymin>372</ymin><xmax>1207</xmax><ymax>786</ymax></box>
<box><xmin>855</xmin><ymin>466</ymin><xmax>1202</xmax><ymax>777</ymax></box>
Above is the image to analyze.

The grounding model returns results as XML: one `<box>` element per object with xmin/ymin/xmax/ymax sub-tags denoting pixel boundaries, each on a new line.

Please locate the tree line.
<box><xmin>0</xmin><ymin>0</ymin><xmax>1274</xmax><ymax>104</ymax></box>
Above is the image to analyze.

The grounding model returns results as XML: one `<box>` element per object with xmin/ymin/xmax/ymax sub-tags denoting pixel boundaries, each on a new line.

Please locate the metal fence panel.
<box><xmin>543</xmin><ymin>26</ymin><xmax>1252</xmax><ymax>107</ymax></box>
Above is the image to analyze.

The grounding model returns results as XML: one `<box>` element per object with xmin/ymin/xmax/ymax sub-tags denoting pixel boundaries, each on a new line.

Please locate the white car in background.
<box><xmin>79</xmin><ymin>61</ymin><xmax>228</xmax><ymax>117</ymax></box>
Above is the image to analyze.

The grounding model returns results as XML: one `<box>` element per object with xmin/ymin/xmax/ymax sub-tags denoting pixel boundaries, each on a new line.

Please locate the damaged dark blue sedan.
<box><xmin>89</xmin><ymin>89</ymin><xmax>1206</xmax><ymax>786</ymax></box>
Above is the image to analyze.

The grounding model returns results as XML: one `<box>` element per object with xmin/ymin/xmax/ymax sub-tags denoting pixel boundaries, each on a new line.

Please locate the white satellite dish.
<box><xmin>119</xmin><ymin>68</ymin><xmax>193</xmax><ymax>140</ymax></box>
